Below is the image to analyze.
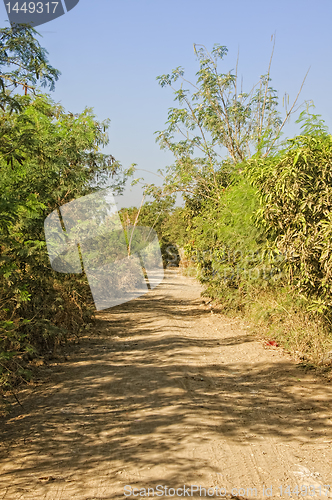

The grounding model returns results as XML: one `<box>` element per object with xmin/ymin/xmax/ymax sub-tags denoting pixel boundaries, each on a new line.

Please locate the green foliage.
<box><xmin>181</xmin><ymin>170</ymin><xmax>280</xmax><ymax>298</ymax></box>
<box><xmin>119</xmin><ymin>195</ymin><xmax>181</xmax><ymax>265</ymax></box>
<box><xmin>151</xmin><ymin>44</ymin><xmax>332</xmax><ymax>366</ymax></box>
<box><xmin>0</xmin><ymin>26</ymin><xmax>125</xmax><ymax>393</ymax></box>
<box><xmin>246</xmin><ymin>108</ymin><xmax>332</xmax><ymax>314</ymax></box>
<box><xmin>153</xmin><ymin>41</ymin><xmax>300</xmax><ymax>202</ymax></box>
<box><xmin>0</xmin><ymin>24</ymin><xmax>60</xmax><ymax>111</ymax></box>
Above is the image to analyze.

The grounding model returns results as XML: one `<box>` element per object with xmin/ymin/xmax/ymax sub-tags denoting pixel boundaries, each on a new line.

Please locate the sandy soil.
<box><xmin>0</xmin><ymin>269</ymin><xmax>332</xmax><ymax>500</ymax></box>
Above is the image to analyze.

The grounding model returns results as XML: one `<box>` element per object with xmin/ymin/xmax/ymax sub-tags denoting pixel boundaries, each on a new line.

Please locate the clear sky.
<box><xmin>2</xmin><ymin>0</ymin><xmax>331</xmax><ymax>208</ymax></box>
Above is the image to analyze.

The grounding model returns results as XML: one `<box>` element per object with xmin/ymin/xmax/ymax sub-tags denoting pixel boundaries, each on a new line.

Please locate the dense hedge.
<box><xmin>246</xmin><ymin>127</ymin><xmax>332</xmax><ymax>315</ymax></box>
<box><xmin>174</xmin><ymin>112</ymin><xmax>332</xmax><ymax>324</ymax></box>
<box><xmin>0</xmin><ymin>26</ymin><xmax>124</xmax><ymax>393</ymax></box>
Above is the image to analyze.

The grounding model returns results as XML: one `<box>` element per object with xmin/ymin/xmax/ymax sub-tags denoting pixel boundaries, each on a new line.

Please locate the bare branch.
<box><xmin>263</xmin><ymin>66</ymin><xmax>311</xmax><ymax>158</ymax></box>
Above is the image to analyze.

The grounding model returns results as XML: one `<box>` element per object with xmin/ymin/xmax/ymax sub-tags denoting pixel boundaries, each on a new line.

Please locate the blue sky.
<box><xmin>1</xmin><ymin>0</ymin><xmax>331</xmax><ymax>207</ymax></box>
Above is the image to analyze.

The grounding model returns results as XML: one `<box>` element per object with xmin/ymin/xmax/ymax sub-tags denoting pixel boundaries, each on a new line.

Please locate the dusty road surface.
<box><xmin>1</xmin><ymin>269</ymin><xmax>332</xmax><ymax>500</ymax></box>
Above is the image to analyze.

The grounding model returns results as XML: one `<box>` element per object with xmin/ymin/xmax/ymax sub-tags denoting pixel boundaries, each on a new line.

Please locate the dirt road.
<box><xmin>1</xmin><ymin>270</ymin><xmax>332</xmax><ymax>499</ymax></box>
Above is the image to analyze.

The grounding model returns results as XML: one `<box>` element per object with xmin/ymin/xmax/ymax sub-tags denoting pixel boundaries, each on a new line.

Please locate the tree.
<box><xmin>0</xmin><ymin>25</ymin><xmax>126</xmax><ymax>392</ymax></box>
<box><xmin>153</xmin><ymin>38</ymin><xmax>309</xmax><ymax>201</ymax></box>
<box><xmin>0</xmin><ymin>24</ymin><xmax>60</xmax><ymax>111</ymax></box>
<box><xmin>118</xmin><ymin>194</ymin><xmax>178</xmax><ymax>264</ymax></box>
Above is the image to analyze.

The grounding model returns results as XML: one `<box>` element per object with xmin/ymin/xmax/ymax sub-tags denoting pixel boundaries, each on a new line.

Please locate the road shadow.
<box><xmin>0</xmin><ymin>271</ymin><xmax>331</xmax><ymax>498</ymax></box>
